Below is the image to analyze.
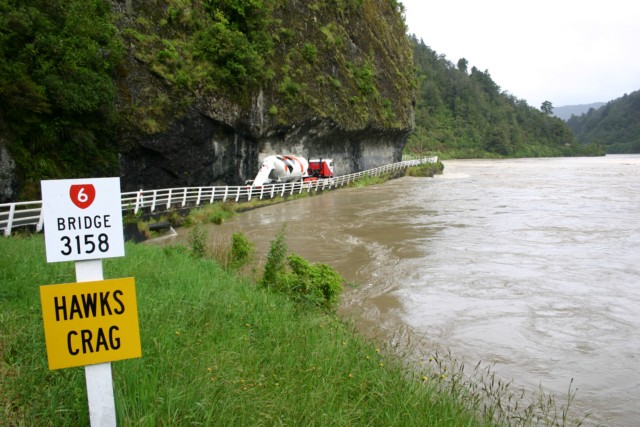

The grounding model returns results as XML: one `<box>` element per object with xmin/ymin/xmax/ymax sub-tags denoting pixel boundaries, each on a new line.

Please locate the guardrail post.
<box><xmin>134</xmin><ymin>189</ymin><xmax>143</xmax><ymax>214</ymax></box>
<box><xmin>36</xmin><ymin>204</ymin><xmax>44</xmax><ymax>233</ymax></box>
<box><xmin>4</xmin><ymin>203</ymin><xmax>15</xmax><ymax>236</ymax></box>
<box><xmin>182</xmin><ymin>188</ymin><xmax>187</xmax><ymax>207</ymax></box>
<box><xmin>223</xmin><ymin>186</ymin><xmax>228</xmax><ymax>202</ymax></box>
<box><xmin>196</xmin><ymin>187</ymin><xmax>202</xmax><ymax>206</ymax></box>
<box><xmin>166</xmin><ymin>189</ymin><xmax>172</xmax><ymax>209</ymax></box>
<box><xmin>151</xmin><ymin>190</ymin><xmax>157</xmax><ymax>212</ymax></box>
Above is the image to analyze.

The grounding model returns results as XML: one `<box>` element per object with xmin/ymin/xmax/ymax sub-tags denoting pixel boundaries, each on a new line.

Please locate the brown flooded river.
<box><xmin>152</xmin><ymin>155</ymin><xmax>640</xmax><ymax>426</ymax></box>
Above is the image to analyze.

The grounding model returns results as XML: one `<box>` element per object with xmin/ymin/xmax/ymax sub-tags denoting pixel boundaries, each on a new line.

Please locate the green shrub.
<box><xmin>260</xmin><ymin>225</ymin><xmax>288</xmax><ymax>288</ymax></box>
<box><xmin>260</xmin><ymin>226</ymin><xmax>343</xmax><ymax>311</ymax></box>
<box><xmin>227</xmin><ymin>232</ymin><xmax>254</xmax><ymax>271</ymax></box>
<box><xmin>405</xmin><ymin>161</ymin><xmax>444</xmax><ymax>177</ymax></box>
<box><xmin>188</xmin><ymin>202</ymin><xmax>235</xmax><ymax>225</ymax></box>
<box><xmin>278</xmin><ymin>76</ymin><xmax>303</xmax><ymax>100</ymax></box>
<box><xmin>284</xmin><ymin>254</ymin><xmax>343</xmax><ymax>311</ymax></box>
<box><xmin>352</xmin><ymin>61</ymin><xmax>377</xmax><ymax>95</ymax></box>
<box><xmin>187</xmin><ymin>224</ymin><xmax>209</xmax><ymax>258</ymax></box>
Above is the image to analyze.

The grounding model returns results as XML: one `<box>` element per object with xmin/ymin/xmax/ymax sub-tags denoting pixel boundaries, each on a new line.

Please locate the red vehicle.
<box><xmin>304</xmin><ymin>158</ymin><xmax>334</xmax><ymax>181</ymax></box>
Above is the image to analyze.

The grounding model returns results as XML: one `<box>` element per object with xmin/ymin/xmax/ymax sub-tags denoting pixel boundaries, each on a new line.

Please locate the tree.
<box><xmin>0</xmin><ymin>0</ymin><xmax>124</xmax><ymax>199</ymax></box>
<box><xmin>457</xmin><ymin>58</ymin><xmax>468</xmax><ymax>73</ymax></box>
<box><xmin>541</xmin><ymin>100</ymin><xmax>553</xmax><ymax>115</ymax></box>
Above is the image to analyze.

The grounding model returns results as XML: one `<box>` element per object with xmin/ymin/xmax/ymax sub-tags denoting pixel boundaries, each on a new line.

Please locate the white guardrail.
<box><xmin>1</xmin><ymin>156</ymin><xmax>437</xmax><ymax>236</ymax></box>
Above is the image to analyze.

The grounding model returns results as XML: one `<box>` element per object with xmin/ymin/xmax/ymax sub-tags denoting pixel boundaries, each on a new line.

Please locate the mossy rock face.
<box><xmin>114</xmin><ymin>0</ymin><xmax>415</xmax><ymax>191</ymax></box>
<box><xmin>0</xmin><ymin>143</ymin><xmax>16</xmax><ymax>202</ymax></box>
<box><xmin>264</xmin><ymin>0</ymin><xmax>415</xmax><ymax>131</ymax></box>
<box><xmin>115</xmin><ymin>0</ymin><xmax>413</xmax><ymax>132</ymax></box>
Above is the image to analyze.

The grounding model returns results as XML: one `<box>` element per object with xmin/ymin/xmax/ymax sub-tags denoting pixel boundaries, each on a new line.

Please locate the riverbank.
<box><xmin>1</xmin><ymin>235</ymin><xmax>493</xmax><ymax>425</ymax></box>
<box><xmin>145</xmin><ymin>170</ymin><xmax>594</xmax><ymax>426</ymax></box>
<box><xmin>128</xmin><ymin>160</ymin><xmax>445</xmax><ymax>242</ymax></box>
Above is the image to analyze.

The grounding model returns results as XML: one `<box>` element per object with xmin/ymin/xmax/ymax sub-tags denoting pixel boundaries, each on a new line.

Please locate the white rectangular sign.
<box><xmin>41</xmin><ymin>178</ymin><xmax>125</xmax><ymax>263</ymax></box>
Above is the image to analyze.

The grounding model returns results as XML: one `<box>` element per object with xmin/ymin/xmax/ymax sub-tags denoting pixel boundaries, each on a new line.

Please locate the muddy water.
<box><xmin>153</xmin><ymin>155</ymin><xmax>640</xmax><ymax>425</ymax></box>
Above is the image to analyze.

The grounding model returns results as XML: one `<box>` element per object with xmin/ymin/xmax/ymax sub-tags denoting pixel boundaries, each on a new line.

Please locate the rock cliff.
<box><xmin>0</xmin><ymin>0</ymin><xmax>414</xmax><ymax>201</ymax></box>
<box><xmin>0</xmin><ymin>141</ymin><xmax>16</xmax><ymax>201</ymax></box>
<box><xmin>114</xmin><ymin>0</ymin><xmax>414</xmax><ymax>191</ymax></box>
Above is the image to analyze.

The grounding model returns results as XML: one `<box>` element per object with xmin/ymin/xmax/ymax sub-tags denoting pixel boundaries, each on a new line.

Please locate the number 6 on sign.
<box><xmin>70</xmin><ymin>184</ymin><xmax>96</xmax><ymax>209</ymax></box>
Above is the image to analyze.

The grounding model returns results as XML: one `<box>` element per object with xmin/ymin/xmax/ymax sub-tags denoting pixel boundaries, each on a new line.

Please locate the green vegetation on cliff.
<box><xmin>267</xmin><ymin>0</ymin><xmax>413</xmax><ymax>128</ymax></box>
<box><xmin>120</xmin><ymin>0</ymin><xmax>414</xmax><ymax>130</ymax></box>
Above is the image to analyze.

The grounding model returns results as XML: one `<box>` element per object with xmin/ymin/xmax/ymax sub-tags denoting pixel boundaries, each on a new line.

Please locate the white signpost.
<box><xmin>40</xmin><ymin>177</ymin><xmax>137</xmax><ymax>427</ymax></box>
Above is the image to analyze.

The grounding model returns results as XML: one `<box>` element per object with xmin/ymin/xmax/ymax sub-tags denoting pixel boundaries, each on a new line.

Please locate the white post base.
<box><xmin>75</xmin><ymin>260</ymin><xmax>117</xmax><ymax>427</ymax></box>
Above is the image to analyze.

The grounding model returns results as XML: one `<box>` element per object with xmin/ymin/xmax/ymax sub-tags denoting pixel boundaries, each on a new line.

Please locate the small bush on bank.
<box><xmin>187</xmin><ymin>202</ymin><xmax>236</xmax><ymax>225</ymax></box>
<box><xmin>227</xmin><ymin>232</ymin><xmax>255</xmax><ymax>272</ymax></box>
<box><xmin>285</xmin><ymin>254</ymin><xmax>343</xmax><ymax>311</ymax></box>
<box><xmin>405</xmin><ymin>161</ymin><xmax>445</xmax><ymax>177</ymax></box>
<box><xmin>260</xmin><ymin>225</ymin><xmax>288</xmax><ymax>288</ymax></box>
<box><xmin>187</xmin><ymin>224</ymin><xmax>209</xmax><ymax>258</ymax></box>
<box><xmin>259</xmin><ymin>225</ymin><xmax>343</xmax><ymax>312</ymax></box>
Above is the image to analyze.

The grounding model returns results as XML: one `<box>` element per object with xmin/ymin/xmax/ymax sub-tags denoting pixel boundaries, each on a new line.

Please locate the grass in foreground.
<box><xmin>1</xmin><ymin>234</ymin><xmax>586</xmax><ymax>426</ymax></box>
<box><xmin>1</xmin><ymin>235</ymin><xmax>489</xmax><ymax>426</ymax></box>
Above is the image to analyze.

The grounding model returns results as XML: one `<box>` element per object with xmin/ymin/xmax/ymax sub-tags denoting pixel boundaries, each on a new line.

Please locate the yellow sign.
<box><xmin>40</xmin><ymin>277</ymin><xmax>141</xmax><ymax>370</ymax></box>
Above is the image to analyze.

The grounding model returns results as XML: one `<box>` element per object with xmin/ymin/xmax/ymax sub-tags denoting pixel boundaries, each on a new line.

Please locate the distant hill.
<box><xmin>566</xmin><ymin>91</ymin><xmax>640</xmax><ymax>153</ymax></box>
<box><xmin>553</xmin><ymin>103</ymin><xmax>606</xmax><ymax>120</ymax></box>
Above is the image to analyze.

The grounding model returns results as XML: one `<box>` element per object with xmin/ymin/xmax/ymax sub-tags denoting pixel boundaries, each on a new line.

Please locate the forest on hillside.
<box><xmin>566</xmin><ymin>90</ymin><xmax>640</xmax><ymax>153</ymax></box>
<box><xmin>0</xmin><ymin>0</ymin><xmax>124</xmax><ymax>197</ymax></box>
<box><xmin>404</xmin><ymin>36</ymin><xmax>604</xmax><ymax>158</ymax></box>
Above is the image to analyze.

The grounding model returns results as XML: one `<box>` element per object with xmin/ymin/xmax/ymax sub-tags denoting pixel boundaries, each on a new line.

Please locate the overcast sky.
<box><xmin>400</xmin><ymin>0</ymin><xmax>640</xmax><ymax>108</ymax></box>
